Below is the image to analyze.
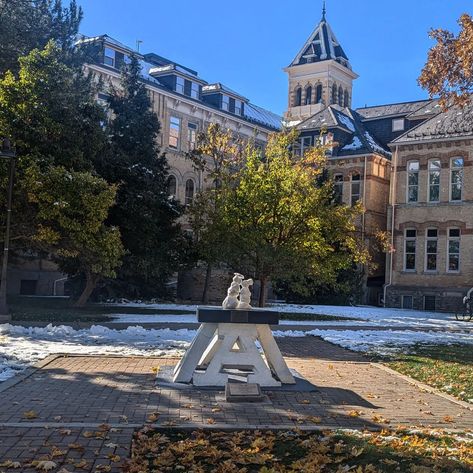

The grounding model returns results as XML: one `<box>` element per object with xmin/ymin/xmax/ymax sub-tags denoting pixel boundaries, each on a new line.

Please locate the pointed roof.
<box><xmin>290</xmin><ymin>4</ymin><xmax>351</xmax><ymax>69</ymax></box>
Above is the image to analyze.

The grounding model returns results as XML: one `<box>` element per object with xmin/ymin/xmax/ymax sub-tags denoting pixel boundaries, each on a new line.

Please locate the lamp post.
<box><xmin>0</xmin><ymin>138</ymin><xmax>16</xmax><ymax>321</ymax></box>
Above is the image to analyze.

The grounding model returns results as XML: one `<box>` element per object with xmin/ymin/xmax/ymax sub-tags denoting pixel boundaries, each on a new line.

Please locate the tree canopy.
<box><xmin>419</xmin><ymin>13</ymin><xmax>473</xmax><ymax>109</ymax></box>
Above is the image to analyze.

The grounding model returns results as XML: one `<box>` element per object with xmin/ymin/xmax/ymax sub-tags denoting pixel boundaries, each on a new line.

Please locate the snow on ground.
<box><xmin>0</xmin><ymin>323</ymin><xmax>194</xmax><ymax>382</ymax></box>
<box><xmin>1</xmin><ymin>303</ymin><xmax>472</xmax><ymax>383</ymax></box>
<box><xmin>106</xmin><ymin>303</ymin><xmax>468</xmax><ymax>330</ymax></box>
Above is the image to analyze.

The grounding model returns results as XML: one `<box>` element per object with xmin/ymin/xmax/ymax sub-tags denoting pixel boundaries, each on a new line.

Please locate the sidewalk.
<box><xmin>0</xmin><ymin>337</ymin><xmax>471</xmax><ymax>471</ymax></box>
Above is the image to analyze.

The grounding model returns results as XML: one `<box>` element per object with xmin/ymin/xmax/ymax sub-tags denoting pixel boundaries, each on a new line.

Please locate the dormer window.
<box><xmin>222</xmin><ymin>95</ymin><xmax>230</xmax><ymax>111</ymax></box>
<box><xmin>234</xmin><ymin>99</ymin><xmax>242</xmax><ymax>116</ymax></box>
<box><xmin>392</xmin><ymin>118</ymin><xmax>405</xmax><ymax>132</ymax></box>
<box><xmin>176</xmin><ymin>76</ymin><xmax>185</xmax><ymax>94</ymax></box>
<box><xmin>191</xmin><ymin>82</ymin><xmax>200</xmax><ymax>99</ymax></box>
<box><xmin>104</xmin><ymin>47</ymin><xmax>116</xmax><ymax>67</ymax></box>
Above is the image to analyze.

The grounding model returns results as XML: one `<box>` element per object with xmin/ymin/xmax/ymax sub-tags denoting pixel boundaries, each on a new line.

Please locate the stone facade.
<box><xmin>385</xmin><ymin>139</ymin><xmax>473</xmax><ymax>312</ymax></box>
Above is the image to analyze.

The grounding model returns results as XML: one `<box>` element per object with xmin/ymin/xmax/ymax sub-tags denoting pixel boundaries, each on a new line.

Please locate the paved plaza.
<box><xmin>0</xmin><ymin>337</ymin><xmax>471</xmax><ymax>471</ymax></box>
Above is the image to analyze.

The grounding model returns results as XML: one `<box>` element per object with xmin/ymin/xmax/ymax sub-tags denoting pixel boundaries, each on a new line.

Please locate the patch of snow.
<box><xmin>364</xmin><ymin>131</ymin><xmax>391</xmax><ymax>156</ymax></box>
<box><xmin>0</xmin><ymin>323</ymin><xmax>194</xmax><ymax>382</ymax></box>
<box><xmin>337</xmin><ymin>113</ymin><xmax>356</xmax><ymax>132</ymax></box>
<box><xmin>341</xmin><ymin>136</ymin><xmax>362</xmax><ymax>151</ymax></box>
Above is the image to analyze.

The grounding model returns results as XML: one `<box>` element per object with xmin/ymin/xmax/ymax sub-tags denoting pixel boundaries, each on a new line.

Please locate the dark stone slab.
<box><xmin>197</xmin><ymin>307</ymin><xmax>279</xmax><ymax>325</ymax></box>
<box><xmin>225</xmin><ymin>382</ymin><xmax>263</xmax><ymax>402</ymax></box>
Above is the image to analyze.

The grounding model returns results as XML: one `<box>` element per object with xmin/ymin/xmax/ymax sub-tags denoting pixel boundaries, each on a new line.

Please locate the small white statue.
<box><xmin>237</xmin><ymin>278</ymin><xmax>253</xmax><ymax>310</ymax></box>
<box><xmin>222</xmin><ymin>273</ymin><xmax>243</xmax><ymax>309</ymax></box>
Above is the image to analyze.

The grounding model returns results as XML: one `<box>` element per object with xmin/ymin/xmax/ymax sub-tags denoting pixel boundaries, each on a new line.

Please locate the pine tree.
<box><xmin>0</xmin><ymin>42</ymin><xmax>122</xmax><ymax>306</ymax></box>
<box><xmin>0</xmin><ymin>0</ymin><xmax>83</xmax><ymax>75</ymax></box>
<box><xmin>97</xmin><ymin>56</ymin><xmax>184</xmax><ymax>297</ymax></box>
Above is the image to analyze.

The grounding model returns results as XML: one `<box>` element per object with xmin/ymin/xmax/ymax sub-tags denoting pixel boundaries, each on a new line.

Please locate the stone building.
<box><xmin>283</xmin><ymin>7</ymin><xmax>472</xmax><ymax>309</ymax></box>
<box><xmin>385</xmin><ymin>104</ymin><xmax>473</xmax><ymax>312</ymax></box>
<box><xmin>7</xmin><ymin>34</ymin><xmax>281</xmax><ymax>297</ymax></box>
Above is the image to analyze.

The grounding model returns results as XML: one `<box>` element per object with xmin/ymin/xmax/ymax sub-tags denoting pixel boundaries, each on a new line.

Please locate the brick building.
<box><xmin>285</xmin><ymin>6</ymin><xmax>472</xmax><ymax>309</ymax></box>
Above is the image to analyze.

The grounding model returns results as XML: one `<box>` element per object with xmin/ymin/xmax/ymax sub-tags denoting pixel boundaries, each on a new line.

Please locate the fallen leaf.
<box><xmin>211</xmin><ymin>407</ymin><xmax>222</xmax><ymax>412</ymax></box>
<box><xmin>95</xmin><ymin>466</ymin><xmax>111</xmax><ymax>472</ymax></box>
<box><xmin>443</xmin><ymin>415</ymin><xmax>454</xmax><ymax>423</ymax></box>
<box><xmin>83</xmin><ymin>431</ymin><xmax>94</xmax><ymax>438</ymax></box>
<box><xmin>348</xmin><ymin>410</ymin><xmax>363</xmax><ymax>417</ymax></box>
<box><xmin>35</xmin><ymin>461</ymin><xmax>57</xmax><ymax>471</ymax></box>
<box><xmin>146</xmin><ymin>413</ymin><xmax>159</xmax><ymax>423</ymax></box>
<box><xmin>151</xmin><ymin>366</ymin><xmax>160</xmax><ymax>373</ymax></box>
<box><xmin>23</xmin><ymin>410</ymin><xmax>38</xmax><ymax>419</ymax></box>
<box><xmin>107</xmin><ymin>454</ymin><xmax>120</xmax><ymax>462</ymax></box>
<box><xmin>74</xmin><ymin>459</ymin><xmax>88</xmax><ymax>469</ymax></box>
<box><xmin>306</xmin><ymin>416</ymin><xmax>322</xmax><ymax>424</ymax></box>
<box><xmin>206</xmin><ymin>418</ymin><xmax>215</xmax><ymax>424</ymax></box>
<box><xmin>0</xmin><ymin>461</ymin><xmax>21</xmax><ymax>469</ymax></box>
<box><xmin>299</xmin><ymin>400</ymin><xmax>311</xmax><ymax>405</ymax></box>
<box><xmin>59</xmin><ymin>429</ymin><xmax>72</xmax><ymax>435</ymax></box>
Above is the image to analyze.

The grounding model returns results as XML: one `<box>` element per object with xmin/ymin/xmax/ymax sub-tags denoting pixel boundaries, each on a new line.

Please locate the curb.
<box><xmin>373</xmin><ymin>362</ymin><xmax>473</xmax><ymax>411</ymax></box>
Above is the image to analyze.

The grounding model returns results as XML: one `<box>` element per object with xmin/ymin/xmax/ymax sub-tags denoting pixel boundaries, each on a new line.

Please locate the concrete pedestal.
<box><xmin>173</xmin><ymin>308</ymin><xmax>295</xmax><ymax>387</ymax></box>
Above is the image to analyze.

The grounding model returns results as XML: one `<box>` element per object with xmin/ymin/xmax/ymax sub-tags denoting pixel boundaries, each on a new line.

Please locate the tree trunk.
<box><xmin>258</xmin><ymin>277</ymin><xmax>267</xmax><ymax>308</ymax></box>
<box><xmin>201</xmin><ymin>263</ymin><xmax>212</xmax><ymax>304</ymax></box>
<box><xmin>74</xmin><ymin>273</ymin><xmax>98</xmax><ymax>308</ymax></box>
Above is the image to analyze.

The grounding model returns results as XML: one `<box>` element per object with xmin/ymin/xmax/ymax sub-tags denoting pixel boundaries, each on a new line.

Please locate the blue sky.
<box><xmin>77</xmin><ymin>0</ymin><xmax>471</xmax><ymax>115</ymax></box>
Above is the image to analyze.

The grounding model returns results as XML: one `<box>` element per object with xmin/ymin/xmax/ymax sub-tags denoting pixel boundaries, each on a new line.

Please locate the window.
<box><xmin>424</xmin><ymin>295</ymin><xmax>436</xmax><ymax>311</ymax></box>
<box><xmin>190</xmin><ymin>82</ymin><xmax>200</xmax><ymax>99</ymax></box>
<box><xmin>428</xmin><ymin>159</ymin><xmax>441</xmax><ymax>202</ymax></box>
<box><xmin>299</xmin><ymin>136</ymin><xmax>311</xmax><ymax>156</ymax></box>
<box><xmin>316</xmin><ymin>84</ymin><xmax>323</xmax><ymax>104</ymax></box>
<box><xmin>333</xmin><ymin>174</ymin><xmax>343</xmax><ymax>204</ymax></box>
<box><xmin>176</xmin><ymin>76</ymin><xmax>185</xmax><ymax>94</ymax></box>
<box><xmin>304</xmin><ymin>86</ymin><xmax>312</xmax><ymax>105</ymax></box>
<box><xmin>222</xmin><ymin>95</ymin><xmax>229</xmax><ymax>111</ymax></box>
<box><xmin>234</xmin><ymin>100</ymin><xmax>242</xmax><ymax>116</ymax></box>
<box><xmin>188</xmin><ymin>122</ymin><xmax>198</xmax><ymax>150</ymax></box>
<box><xmin>104</xmin><ymin>47</ymin><xmax>116</xmax><ymax>67</ymax></box>
<box><xmin>169</xmin><ymin>116</ymin><xmax>181</xmax><ymax>149</ymax></box>
<box><xmin>97</xmin><ymin>92</ymin><xmax>110</xmax><ymax>108</ymax></box>
<box><xmin>402</xmin><ymin>295</ymin><xmax>413</xmax><ymax>309</ymax></box>
<box><xmin>294</xmin><ymin>88</ymin><xmax>302</xmax><ymax>106</ymax></box>
<box><xmin>343</xmin><ymin>90</ymin><xmax>349</xmax><ymax>108</ymax></box>
<box><xmin>185</xmin><ymin>179</ymin><xmax>195</xmax><ymax>206</ymax></box>
<box><xmin>331</xmin><ymin>84</ymin><xmax>337</xmax><ymax>104</ymax></box>
<box><xmin>407</xmin><ymin>161</ymin><xmax>419</xmax><ymax>203</ymax></box>
<box><xmin>351</xmin><ymin>174</ymin><xmax>361</xmax><ymax>206</ymax></box>
<box><xmin>450</xmin><ymin>157</ymin><xmax>464</xmax><ymax>201</ymax></box>
<box><xmin>425</xmin><ymin>228</ymin><xmax>438</xmax><ymax>271</ymax></box>
<box><xmin>404</xmin><ymin>229</ymin><xmax>417</xmax><ymax>271</ymax></box>
<box><xmin>167</xmin><ymin>176</ymin><xmax>177</xmax><ymax>197</ymax></box>
<box><xmin>447</xmin><ymin>228</ymin><xmax>460</xmax><ymax>272</ymax></box>
<box><xmin>392</xmin><ymin>118</ymin><xmax>405</xmax><ymax>132</ymax></box>
<box><xmin>338</xmin><ymin>86</ymin><xmax>343</xmax><ymax>107</ymax></box>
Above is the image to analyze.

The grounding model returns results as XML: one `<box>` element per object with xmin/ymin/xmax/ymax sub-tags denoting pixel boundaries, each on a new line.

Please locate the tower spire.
<box><xmin>322</xmin><ymin>1</ymin><xmax>326</xmax><ymax>21</ymax></box>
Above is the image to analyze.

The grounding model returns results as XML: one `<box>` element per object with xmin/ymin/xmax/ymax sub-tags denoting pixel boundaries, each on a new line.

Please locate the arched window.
<box><xmin>331</xmin><ymin>84</ymin><xmax>337</xmax><ymax>104</ymax></box>
<box><xmin>185</xmin><ymin>179</ymin><xmax>195</xmax><ymax>206</ymax></box>
<box><xmin>167</xmin><ymin>175</ymin><xmax>177</xmax><ymax>197</ymax></box>
<box><xmin>344</xmin><ymin>90</ymin><xmax>349</xmax><ymax>108</ymax></box>
<box><xmin>316</xmin><ymin>84</ymin><xmax>323</xmax><ymax>104</ymax></box>
<box><xmin>338</xmin><ymin>86</ymin><xmax>344</xmax><ymax>106</ymax></box>
<box><xmin>294</xmin><ymin>87</ymin><xmax>302</xmax><ymax>106</ymax></box>
<box><xmin>304</xmin><ymin>86</ymin><xmax>312</xmax><ymax>105</ymax></box>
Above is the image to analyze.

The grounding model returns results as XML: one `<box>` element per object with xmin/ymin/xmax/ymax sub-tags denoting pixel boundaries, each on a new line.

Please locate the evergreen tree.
<box><xmin>0</xmin><ymin>0</ymin><xmax>83</xmax><ymax>75</ymax></box>
<box><xmin>0</xmin><ymin>43</ymin><xmax>121</xmax><ymax>305</ymax></box>
<box><xmin>97</xmin><ymin>56</ymin><xmax>184</xmax><ymax>298</ymax></box>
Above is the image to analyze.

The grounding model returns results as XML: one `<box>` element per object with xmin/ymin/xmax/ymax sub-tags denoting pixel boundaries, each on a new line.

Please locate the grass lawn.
<box><xmin>125</xmin><ymin>428</ymin><xmax>473</xmax><ymax>472</ymax></box>
<box><xmin>384</xmin><ymin>344</ymin><xmax>473</xmax><ymax>404</ymax></box>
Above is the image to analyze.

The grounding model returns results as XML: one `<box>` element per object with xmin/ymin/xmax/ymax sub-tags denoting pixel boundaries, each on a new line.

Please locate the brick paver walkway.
<box><xmin>0</xmin><ymin>336</ymin><xmax>471</xmax><ymax>471</ymax></box>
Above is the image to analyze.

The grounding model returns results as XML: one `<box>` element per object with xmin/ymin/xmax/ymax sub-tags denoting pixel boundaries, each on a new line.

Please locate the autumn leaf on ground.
<box><xmin>98</xmin><ymin>423</ymin><xmax>111</xmax><ymax>431</ymax></box>
<box><xmin>206</xmin><ymin>418</ymin><xmax>216</xmax><ymax>424</ymax></box>
<box><xmin>146</xmin><ymin>413</ymin><xmax>159</xmax><ymax>423</ymax></box>
<box><xmin>306</xmin><ymin>416</ymin><xmax>322</xmax><ymax>424</ymax></box>
<box><xmin>351</xmin><ymin>446</ymin><xmax>364</xmax><ymax>457</ymax></box>
<box><xmin>0</xmin><ymin>460</ymin><xmax>21</xmax><ymax>468</ymax></box>
<box><xmin>35</xmin><ymin>461</ymin><xmax>57</xmax><ymax>471</ymax></box>
<box><xmin>57</xmin><ymin>468</ymin><xmax>72</xmax><ymax>473</ymax></box>
<box><xmin>107</xmin><ymin>453</ymin><xmax>121</xmax><ymax>462</ymax></box>
<box><xmin>74</xmin><ymin>459</ymin><xmax>88</xmax><ymax>469</ymax></box>
<box><xmin>347</xmin><ymin>410</ymin><xmax>363</xmax><ymax>417</ymax></box>
<box><xmin>95</xmin><ymin>465</ymin><xmax>111</xmax><ymax>472</ymax></box>
<box><xmin>151</xmin><ymin>366</ymin><xmax>160</xmax><ymax>374</ymax></box>
<box><xmin>299</xmin><ymin>399</ymin><xmax>311</xmax><ymax>404</ymax></box>
<box><xmin>83</xmin><ymin>431</ymin><xmax>94</xmax><ymax>438</ymax></box>
<box><xmin>51</xmin><ymin>447</ymin><xmax>67</xmax><ymax>457</ymax></box>
<box><xmin>443</xmin><ymin>415</ymin><xmax>454</xmax><ymax>423</ymax></box>
<box><xmin>23</xmin><ymin>410</ymin><xmax>38</xmax><ymax>419</ymax></box>
<box><xmin>211</xmin><ymin>407</ymin><xmax>222</xmax><ymax>412</ymax></box>
<box><xmin>372</xmin><ymin>415</ymin><xmax>390</xmax><ymax>424</ymax></box>
<box><xmin>59</xmin><ymin>429</ymin><xmax>72</xmax><ymax>435</ymax></box>
<box><xmin>68</xmin><ymin>443</ymin><xmax>84</xmax><ymax>451</ymax></box>
<box><xmin>105</xmin><ymin>442</ymin><xmax>118</xmax><ymax>448</ymax></box>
